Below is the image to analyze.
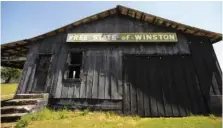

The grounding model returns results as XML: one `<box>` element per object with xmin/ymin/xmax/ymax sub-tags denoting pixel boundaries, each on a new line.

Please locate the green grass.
<box><xmin>1</xmin><ymin>84</ymin><xmax>221</xmax><ymax>128</ymax></box>
<box><xmin>1</xmin><ymin>83</ymin><xmax>18</xmax><ymax>100</ymax></box>
<box><xmin>15</xmin><ymin>108</ymin><xmax>222</xmax><ymax>128</ymax></box>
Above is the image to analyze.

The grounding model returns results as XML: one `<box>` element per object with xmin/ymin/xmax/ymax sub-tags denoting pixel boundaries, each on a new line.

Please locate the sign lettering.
<box><xmin>66</xmin><ymin>33</ymin><xmax>178</xmax><ymax>42</ymax></box>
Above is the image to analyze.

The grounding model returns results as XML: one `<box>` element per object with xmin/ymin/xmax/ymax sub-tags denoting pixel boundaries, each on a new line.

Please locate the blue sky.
<box><xmin>1</xmin><ymin>1</ymin><xmax>223</xmax><ymax>68</ymax></box>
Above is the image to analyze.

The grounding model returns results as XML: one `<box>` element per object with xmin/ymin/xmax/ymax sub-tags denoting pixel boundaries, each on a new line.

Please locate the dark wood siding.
<box><xmin>123</xmin><ymin>54</ymin><xmax>221</xmax><ymax>117</ymax></box>
<box><xmin>16</xmin><ymin>14</ymin><xmax>222</xmax><ymax>116</ymax></box>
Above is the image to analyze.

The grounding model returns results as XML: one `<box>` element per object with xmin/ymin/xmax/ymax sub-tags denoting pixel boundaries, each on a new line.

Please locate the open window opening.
<box><xmin>66</xmin><ymin>52</ymin><xmax>82</xmax><ymax>80</ymax></box>
<box><xmin>68</xmin><ymin>66</ymin><xmax>81</xmax><ymax>79</ymax></box>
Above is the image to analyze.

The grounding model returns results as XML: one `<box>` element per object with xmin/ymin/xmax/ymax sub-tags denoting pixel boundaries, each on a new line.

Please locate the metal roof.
<box><xmin>1</xmin><ymin>5</ymin><xmax>222</xmax><ymax>69</ymax></box>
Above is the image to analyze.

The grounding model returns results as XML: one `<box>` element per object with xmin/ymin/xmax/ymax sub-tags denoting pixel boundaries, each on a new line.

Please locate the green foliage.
<box><xmin>208</xmin><ymin>114</ymin><xmax>218</xmax><ymax>120</ymax></box>
<box><xmin>58</xmin><ymin>109</ymin><xmax>69</xmax><ymax>119</ymax></box>
<box><xmin>15</xmin><ymin>114</ymin><xmax>31</xmax><ymax>128</ymax></box>
<box><xmin>1</xmin><ymin>67</ymin><xmax>22</xmax><ymax>83</ymax></box>
<box><xmin>81</xmin><ymin>109</ymin><xmax>89</xmax><ymax>116</ymax></box>
<box><xmin>105</xmin><ymin>111</ymin><xmax>118</xmax><ymax>118</ymax></box>
<box><xmin>15</xmin><ymin>108</ymin><xmax>222</xmax><ymax>128</ymax></box>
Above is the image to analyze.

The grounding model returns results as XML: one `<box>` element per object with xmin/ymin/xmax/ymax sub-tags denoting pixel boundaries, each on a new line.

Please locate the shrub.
<box><xmin>58</xmin><ymin>109</ymin><xmax>69</xmax><ymax>119</ymax></box>
<box><xmin>81</xmin><ymin>109</ymin><xmax>89</xmax><ymax>116</ymax></box>
<box><xmin>15</xmin><ymin>108</ymin><xmax>53</xmax><ymax>128</ymax></box>
<box><xmin>15</xmin><ymin>114</ymin><xmax>32</xmax><ymax>128</ymax></box>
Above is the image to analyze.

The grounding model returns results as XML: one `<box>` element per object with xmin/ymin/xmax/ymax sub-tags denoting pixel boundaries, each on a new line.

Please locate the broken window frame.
<box><xmin>64</xmin><ymin>52</ymin><xmax>83</xmax><ymax>82</ymax></box>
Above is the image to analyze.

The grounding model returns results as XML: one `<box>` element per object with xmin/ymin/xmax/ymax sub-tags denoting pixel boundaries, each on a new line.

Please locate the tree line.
<box><xmin>1</xmin><ymin>67</ymin><xmax>22</xmax><ymax>83</ymax></box>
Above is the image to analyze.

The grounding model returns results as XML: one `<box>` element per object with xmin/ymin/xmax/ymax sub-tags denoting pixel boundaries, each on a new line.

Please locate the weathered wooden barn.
<box><xmin>1</xmin><ymin>5</ymin><xmax>222</xmax><ymax>117</ymax></box>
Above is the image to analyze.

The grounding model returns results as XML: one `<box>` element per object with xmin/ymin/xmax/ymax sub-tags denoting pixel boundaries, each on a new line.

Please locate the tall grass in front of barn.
<box><xmin>15</xmin><ymin>108</ymin><xmax>222</xmax><ymax>128</ymax></box>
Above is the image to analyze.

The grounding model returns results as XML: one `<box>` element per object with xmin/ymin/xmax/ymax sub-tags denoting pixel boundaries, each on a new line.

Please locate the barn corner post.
<box><xmin>1</xmin><ymin>5</ymin><xmax>222</xmax><ymax>117</ymax></box>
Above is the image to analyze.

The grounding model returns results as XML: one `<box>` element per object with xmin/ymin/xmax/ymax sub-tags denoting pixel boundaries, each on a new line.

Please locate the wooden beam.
<box><xmin>2</xmin><ymin>43</ymin><xmax>29</xmax><ymax>51</ymax></box>
<box><xmin>2</xmin><ymin>57</ymin><xmax>27</xmax><ymax>62</ymax></box>
<box><xmin>1</xmin><ymin>62</ymin><xmax>24</xmax><ymax>69</ymax></box>
<box><xmin>3</xmin><ymin>47</ymin><xmax>28</xmax><ymax>53</ymax></box>
<box><xmin>1</xmin><ymin>50</ymin><xmax>27</xmax><ymax>57</ymax></box>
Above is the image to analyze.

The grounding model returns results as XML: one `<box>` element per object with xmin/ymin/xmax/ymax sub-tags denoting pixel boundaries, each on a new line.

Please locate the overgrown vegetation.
<box><xmin>15</xmin><ymin>108</ymin><xmax>222</xmax><ymax>128</ymax></box>
<box><xmin>1</xmin><ymin>67</ymin><xmax>22</xmax><ymax>83</ymax></box>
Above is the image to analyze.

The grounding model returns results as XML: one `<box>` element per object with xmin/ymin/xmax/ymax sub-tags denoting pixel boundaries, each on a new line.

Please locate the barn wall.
<box><xmin>52</xmin><ymin>14</ymin><xmax>190</xmax><ymax>100</ymax></box>
<box><xmin>188</xmin><ymin>36</ymin><xmax>222</xmax><ymax>115</ymax></box>
<box><xmin>16</xmin><ymin>32</ymin><xmax>65</xmax><ymax>94</ymax></box>
<box><xmin>16</xmin><ymin>14</ymin><xmax>222</xmax><ymax>116</ymax></box>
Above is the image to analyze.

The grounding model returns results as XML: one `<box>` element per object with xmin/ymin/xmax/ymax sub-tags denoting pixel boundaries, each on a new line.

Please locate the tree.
<box><xmin>1</xmin><ymin>67</ymin><xmax>22</xmax><ymax>83</ymax></box>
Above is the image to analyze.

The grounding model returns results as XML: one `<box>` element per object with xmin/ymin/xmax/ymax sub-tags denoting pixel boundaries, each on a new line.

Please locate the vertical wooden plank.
<box><xmin>173</xmin><ymin>57</ymin><xmax>187</xmax><ymax>116</ymax></box>
<box><xmin>148</xmin><ymin>57</ymin><xmax>158</xmax><ymax>117</ymax></box>
<box><xmin>201</xmin><ymin>40</ymin><xmax>221</xmax><ymax>95</ymax></box>
<box><xmin>136</xmin><ymin>57</ymin><xmax>144</xmax><ymax>116</ymax></box>
<box><xmin>54</xmin><ymin>42</ymin><xmax>68</xmax><ymax>98</ymax></box>
<box><xmin>155</xmin><ymin>57</ymin><xmax>165</xmax><ymax>117</ymax></box>
<box><xmin>80</xmin><ymin>51</ymin><xmax>87</xmax><ymax>98</ymax></box>
<box><xmin>130</xmin><ymin>56</ymin><xmax>137</xmax><ymax>115</ymax></box>
<box><xmin>210</xmin><ymin>48</ymin><xmax>222</xmax><ymax>93</ymax></box>
<box><xmin>180</xmin><ymin>56</ymin><xmax>194</xmax><ymax>115</ymax></box>
<box><xmin>67</xmin><ymin>84</ymin><xmax>74</xmax><ymax>98</ymax></box>
<box><xmin>190</xmin><ymin>41</ymin><xmax>211</xmax><ymax>114</ymax></box>
<box><xmin>49</xmin><ymin>33</ymin><xmax>64</xmax><ymax>97</ymax></box>
<box><xmin>160</xmin><ymin>56</ymin><xmax>173</xmax><ymax>117</ymax></box>
<box><xmin>123</xmin><ymin>56</ymin><xmax>131</xmax><ymax>115</ymax></box>
<box><xmin>61</xmin><ymin>84</ymin><xmax>68</xmax><ymax>98</ymax></box>
<box><xmin>21</xmin><ymin>66</ymin><xmax>32</xmax><ymax>93</ymax></box>
<box><xmin>192</xmin><ymin>71</ymin><xmax>207</xmax><ymax>115</ymax></box>
<box><xmin>98</xmin><ymin>51</ymin><xmax>105</xmax><ymax>99</ymax></box>
<box><xmin>182</xmin><ymin>56</ymin><xmax>201</xmax><ymax>115</ymax></box>
<box><xmin>92</xmin><ymin>51</ymin><xmax>99</xmax><ymax>99</ymax></box>
<box><xmin>143</xmin><ymin>57</ymin><xmax>151</xmax><ymax>117</ymax></box>
<box><xmin>176</xmin><ymin>34</ymin><xmax>190</xmax><ymax>54</ymax></box>
<box><xmin>187</xmin><ymin>43</ymin><xmax>209</xmax><ymax>115</ymax></box>
<box><xmin>164</xmin><ymin>56</ymin><xmax>179</xmax><ymax>117</ymax></box>
<box><xmin>104</xmin><ymin>50</ymin><xmax>110</xmax><ymax>99</ymax></box>
<box><xmin>86</xmin><ymin>51</ymin><xmax>94</xmax><ymax>98</ymax></box>
<box><xmin>117</xmin><ymin>50</ymin><xmax>123</xmax><ymax>100</ymax></box>
<box><xmin>110</xmin><ymin>51</ymin><xmax>119</xmax><ymax>100</ymax></box>
<box><xmin>73</xmin><ymin>83</ymin><xmax>80</xmax><ymax>98</ymax></box>
<box><xmin>54</xmin><ymin>70</ymin><xmax>63</xmax><ymax>98</ymax></box>
<box><xmin>16</xmin><ymin>67</ymin><xmax>28</xmax><ymax>94</ymax></box>
<box><xmin>20</xmin><ymin>42</ymin><xmax>40</xmax><ymax>93</ymax></box>
<box><xmin>25</xmin><ymin>46</ymin><xmax>40</xmax><ymax>93</ymax></box>
<box><xmin>25</xmin><ymin>65</ymin><xmax>36</xmax><ymax>93</ymax></box>
<box><xmin>170</xmin><ymin>57</ymin><xmax>183</xmax><ymax>117</ymax></box>
<box><xmin>211</xmin><ymin>73</ymin><xmax>221</xmax><ymax>95</ymax></box>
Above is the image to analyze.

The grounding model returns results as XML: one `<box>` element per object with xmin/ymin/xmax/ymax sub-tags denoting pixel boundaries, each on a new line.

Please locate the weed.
<box><xmin>81</xmin><ymin>109</ymin><xmax>89</xmax><ymax>116</ymax></box>
<box><xmin>208</xmin><ymin>114</ymin><xmax>218</xmax><ymax>120</ymax></box>
<box><xmin>58</xmin><ymin>109</ymin><xmax>69</xmax><ymax>119</ymax></box>
<box><xmin>15</xmin><ymin>114</ymin><xmax>32</xmax><ymax>128</ymax></box>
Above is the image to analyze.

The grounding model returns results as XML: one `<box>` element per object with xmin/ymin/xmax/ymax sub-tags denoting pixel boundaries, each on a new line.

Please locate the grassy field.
<box><xmin>1</xmin><ymin>83</ymin><xmax>18</xmax><ymax>100</ymax></box>
<box><xmin>15</xmin><ymin>108</ymin><xmax>222</xmax><ymax>128</ymax></box>
<box><xmin>1</xmin><ymin>84</ymin><xmax>222</xmax><ymax>128</ymax></box>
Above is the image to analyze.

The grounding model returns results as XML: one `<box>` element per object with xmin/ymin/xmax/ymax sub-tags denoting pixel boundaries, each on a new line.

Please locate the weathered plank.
<box><xmin>143</xmin><ymin>57</ymin><xmax>151</xmax><ymax>117</ymax></box>
<box><xmin>80</xmin><ymin>51</ymin><xmax>87</xmax><ymax>98</ymax></box>
<box><xmin>136</xmin><ymin>57</ymin><xmax>144</xmax><ymax>116</ymax></box>
<box><xmin>148</xmin><ymin>57</ymin><xmax>158</xmax><ymax>117</ymax></box>
<box><xmin>92</xmin><ymin>51</ymin><xmax>99</xmax><ymax>99</ymax></box>
<box><xmin>67</xmin><ymin>83</ymin><xmax>74</xmax><ymax>98</ymax></box>
<box><xmin>190</xmin><ymin>40</ymin><xmax>211</xmax><ymax>114</ymax></box>
<box><xmin>98</xmin><ymin>51</ymin><xmax>105</xmax><ymax>99</ymax></box>
<box><xmin>154</xmin><ymin>57</ymin><xmax>165</xmax><ymax>117</ymax></box>
<box><xmin>123</xmin><ymin>56</ymin><xmax>131</xmax><ymax>115</ymax></box>
<box><xmin>160</xmin><ymin>56</ymin><xmax>172</xmax><ymax>117</ymax></box>
<box><xmin>86</xmin><ymin>51</ymin><xmax>94</xmax><ymax>98</ymax></box>
<box><xmin>104</xmin><ymin>50</ymin><xmax>110</xmax><ymax>99</ymax></box>
<box><xmin>172</xmin><ymin>57</ymin><xmax>187</xmax><ymax>116</ymax></box>
<box><xmin>73</xmin><ymin>83</ymin><xmax>80</xmax><ymax>98</ymax></box>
